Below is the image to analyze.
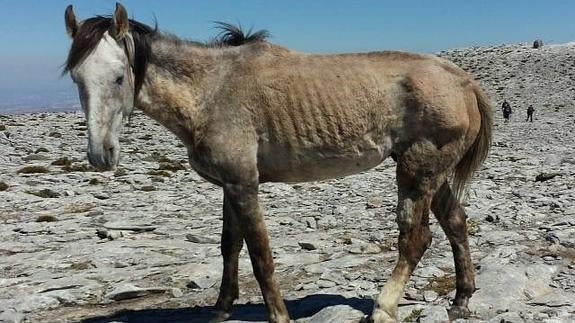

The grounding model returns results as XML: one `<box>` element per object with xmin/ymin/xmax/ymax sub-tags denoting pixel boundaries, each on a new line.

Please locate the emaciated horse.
<box><xmin>64</xmin><ymin>3</ymin><xmax>492</xmax><ymax>322</ymax></box>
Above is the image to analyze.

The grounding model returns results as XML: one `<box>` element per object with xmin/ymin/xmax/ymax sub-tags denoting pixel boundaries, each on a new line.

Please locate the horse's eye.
<box><xmin>115</xmin><ymin>76</ymin><xmax>124</xmax><ymax>85</ymax></box>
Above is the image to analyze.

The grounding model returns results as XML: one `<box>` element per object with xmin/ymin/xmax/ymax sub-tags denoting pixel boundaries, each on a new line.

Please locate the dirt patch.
<box><xmin>423</xmin><ymin>275</ymin><xmax>456</xmax><ymax>296</ymax></box>
<box><xmin>17</xmin><ymin>165</ymin><xmax>50</xmax><ymax>174</ymax></box>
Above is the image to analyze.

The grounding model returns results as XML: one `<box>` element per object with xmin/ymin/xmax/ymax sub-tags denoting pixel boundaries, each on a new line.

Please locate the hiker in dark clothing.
<box><xmin>526</xmin><ymin>105</ymin><xmax>535</xmax><ymax>122</ymax></box>
<box><xmin>502</xmin><ymin>100</ymin><xmax>512</xmax><ymax>122</ymax></box>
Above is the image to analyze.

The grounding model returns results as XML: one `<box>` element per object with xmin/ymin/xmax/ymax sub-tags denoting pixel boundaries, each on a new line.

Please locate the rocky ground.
<box><xmin>1</xmin><ymin>42</ymin><xmax>575</xmax><ymax>323</ymax></box>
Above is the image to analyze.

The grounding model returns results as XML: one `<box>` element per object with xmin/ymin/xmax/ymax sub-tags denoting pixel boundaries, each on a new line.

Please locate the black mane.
<box><xmin>63</xmin><ymin>16</ymin><xmax>156</xmax><ymax>95</ymax></box>
<box><xmin>212</xmin><ymin>22</ymin><xmax>270</xmax><ymax>47</ymax></box>
<box><xmin>63</xmin><ymin>16</ymin><xmax>269</xmax><ymax>95</ymax></box>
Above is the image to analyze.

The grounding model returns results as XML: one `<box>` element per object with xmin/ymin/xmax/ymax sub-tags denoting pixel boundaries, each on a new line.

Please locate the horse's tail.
<box><xmin>452</xmin><ymin>83</ymin><xmax>493</xmax><ymax>200</ymax></box>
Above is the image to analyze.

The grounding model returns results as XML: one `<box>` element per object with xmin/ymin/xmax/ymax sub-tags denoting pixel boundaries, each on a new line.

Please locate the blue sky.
<box><xmin>1</xmin><ymin>0</ymin><xmax>574</xmax><ymax>112</ymax></box>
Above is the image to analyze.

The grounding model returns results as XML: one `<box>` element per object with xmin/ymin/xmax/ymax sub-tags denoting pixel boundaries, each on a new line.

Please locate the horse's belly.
<box><xmin>257</xmin><ymin>138</ymin><xmax>393</xmax><ymax>183</ymax></box>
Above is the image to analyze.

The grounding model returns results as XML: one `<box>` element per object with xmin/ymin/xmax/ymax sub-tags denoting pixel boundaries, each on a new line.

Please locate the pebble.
<box><xmin>297</xmin><ymin>305</ymin><xmax>365</xmax><ymax>323</ymax></box>
<box><xmin>317</xmin><ymin>279</ymin><xmax>336</xmax><ymax>288</ymax></box>
<box><xmin>423</xmin><ymin>290</ymin><xmax>438</xmax><ymax>302</ymax></box>
<box><xmin>107</xmin><ymin>284</ymin><xmax>167</xmax><ymax>301</ymax></box>
<box><xmin>103</xmin><ymin>221</ymin><xmax>156</xmax><ymax>232</ymax></box>
<box><xmin>298</xmin><ymin>241</ymin><xmax>317</xmax><ymax>251</ymax></box>
<box><xmin>185</xmin><ymin>234</ymin><xmax>219</xmax><ymax>244</ymax></box>
<box><xmin>187</xmin><ymin>276</ymin><xmax>218</xmax><ymax>290</ymax></box>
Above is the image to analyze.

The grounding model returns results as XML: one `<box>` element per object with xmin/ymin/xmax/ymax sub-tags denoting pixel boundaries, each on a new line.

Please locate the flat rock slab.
<box><xmin>470</xmin><ymin>261</ymin><xmax>557</xmax><ymax>316</ymax></box>
<box><xmin>419</xmin><ymin>305</ymin><xmax>450</xmax><ymax>323</ymax></box>
<box><xmin>296</xmin><ymin>305</ymin><xmax>366</xmax><ymax>323</ymax></box>
<box><xmin>103</xmin><ymin>222</ymin><xmax>156</xmax><ymax>232</ymax></box>
<box><xmin>185</xmin><ymin>233</ymin><xmax>219</xmax><ymax>244</ymax></box>
<box><xmin>107</xmin><ymin>284</ymin><xmax>170</xmax><ymax>301</ymax></box>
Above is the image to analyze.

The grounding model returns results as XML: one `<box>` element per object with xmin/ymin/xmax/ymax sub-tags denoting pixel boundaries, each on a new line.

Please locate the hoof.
<box><xmin>271</xmin><ymin>314</ymin><xmax>291</xmax><ymax>323</ymax></box>
<box><xmin>448</xmin><ymin>305</ymin><xmax>471</xmax><ymax>320</ymax></box>
<box><xmin>209</xmin><ymin>310</ymin><xmax>231</xmax><ymax>323</ymax></box>
<box><xmin>367</xmin><ymin>309</ymin><xmax>398</xmax><ymax>323</ymax></box>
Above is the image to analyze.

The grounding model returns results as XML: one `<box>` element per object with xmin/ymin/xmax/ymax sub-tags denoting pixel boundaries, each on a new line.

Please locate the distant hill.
<box><xmin>2</xmin><ymin>42</ymin><xmax>574</xmax><ymax>115</ymax></box>
<box><xmin>0</xmin><ymin>87</ymin><xmax>79</xmax><ymax>115</ymax></box>
<box><xmin>439</xmin><ymin>42</ymin><xmax>575</xmax><ymax>113</ymax></box>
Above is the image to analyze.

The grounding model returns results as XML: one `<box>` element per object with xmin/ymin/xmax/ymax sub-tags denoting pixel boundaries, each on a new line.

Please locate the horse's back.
<box><xmin>221</xmin><ymin>44</ymin><xmax>482</xmax><ymax>183</ymax></box>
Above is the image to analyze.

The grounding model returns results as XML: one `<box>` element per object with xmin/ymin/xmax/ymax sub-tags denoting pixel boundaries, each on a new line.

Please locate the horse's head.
<box><xmin>64</xmin><ymin>3</ymin><xmax>136</xmax><ymax>170</ymax></box>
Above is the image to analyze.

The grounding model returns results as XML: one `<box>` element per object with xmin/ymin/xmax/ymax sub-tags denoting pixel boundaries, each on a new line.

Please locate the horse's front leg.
<box><xmin>212</xmin><ymin>193</ymin><xmax>244</xmax><ymax>322</ymax></box>
<box><xmin>224</xmin><ymin>181</ymin><xmax>289</xmax><ymax>323</ymax></box>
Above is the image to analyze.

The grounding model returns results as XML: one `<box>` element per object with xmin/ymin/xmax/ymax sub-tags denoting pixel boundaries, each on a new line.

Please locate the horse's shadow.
<box><xmin>81</xmin><ymin>294</ymin><xmax>373</xmax><ymax>323</ymax></box>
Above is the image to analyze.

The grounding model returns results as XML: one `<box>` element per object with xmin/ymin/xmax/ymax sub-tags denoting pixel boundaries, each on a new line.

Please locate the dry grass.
<box><xmin>88</xmin><ymin>178</ymin><xmax>101</xmax><ymax>185</ymax></box>
<box><xmin>423</xmin><ymin>274</ymin><xmax>456</xmax><ymax>296</ymax></box>
<box><xmin>403</xmin><ymin>308</ymin><xmax>423</xmax><ymax>322</ymax></box>
<box><xmin>140</xmin><ymin>185</ymin><xmax>156</xmax><ymax>192</ymax></box>
<box><xmin>69</xmin><ymin>261</ymin><xmax>94</xmax><ymax>270</ymax></box>
<box><xmin>143</xmin><ymin>152</ymin><xmax>171</xmax><ymax>163</ymax></box>
<box><xmin>62</xmin><ymin>163</ymin><xmax>96</xmax><ymax>172</ymax></box>
<box><xmin>51</xmin><ymin>157</ymin><xmax>73</xmax><ymax>166</ymax></box>
<box><xmin>64</xmin><ymin>204</ymin><xmax>96</xmax><ymax>214</ymax></box>
<box><xmin>114</xmin><ymin>168</ymin><xmax>128</xmax><ymax>177</ymax></box>
<box><xmin>17</xmin><ymin>165</ymin><xmax>50</xmax><ymax>174</ymax></box>
<box><xmin>0</xmin><ymin>211</ymin><xmax>19</xmax><ymax>222</ymax></box>
<box><xmin>147</xmin><ymin>170</ymin><xmax>172</xmax><ymax>177</ymax></box>
<box><xmin>27</xmin><ymin>189</ymin><xmax>60</xmax><ymax>198</ymax></box>
<box><xmin>526</xmin><ymin>246</ymin><xmax>575</xmax><ymax>261</ymax></box>
<box><xmin>158</xmin><ymin>161</ymin><xmax>186</xmax><ymax>172</ymax></box>
<box><xmin>36</xmin><ymin>215</ymin><xmax>59</xmax><ymax>222</ymax></box>
<box><xmin>467</xmin><ymin>218</ymin><xmax>480</xmax><ymax>236</ymax></box>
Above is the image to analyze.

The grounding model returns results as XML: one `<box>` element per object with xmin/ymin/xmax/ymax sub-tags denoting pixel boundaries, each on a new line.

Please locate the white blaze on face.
<box><xmin>70</xmin><ymin>32</ymin><xmax>134</xmax><ymax>169</ymax></box>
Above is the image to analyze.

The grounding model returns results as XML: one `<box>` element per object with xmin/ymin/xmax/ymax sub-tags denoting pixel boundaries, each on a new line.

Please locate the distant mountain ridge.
<box><xmin>0</xmin><ymin>87</ymin><xmax>78</xmax><ymax>115</ymax></box>
<box><xmin>439</xmin><ymin>42</ymin><xmax>575</xmax><ymax>112</ymax></box>
<box><xmin>2</xmin><ymin>41</ymin><xmax>574</xmax><ymax>115</ymax></box>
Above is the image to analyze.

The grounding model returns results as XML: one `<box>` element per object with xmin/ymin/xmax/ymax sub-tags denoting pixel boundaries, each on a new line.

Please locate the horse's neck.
<box><xmin>135</xmin><ymin>44</ymin><xmax>221</xmax><ymax>145</ymax></box>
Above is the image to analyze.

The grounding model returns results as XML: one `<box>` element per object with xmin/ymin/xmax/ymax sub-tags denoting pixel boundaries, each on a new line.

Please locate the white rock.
<box><xmin>418</xmin><ymin>305</ymin><xmax>449</xmax><ymax>323</ymax></box>
<box><xmin>297</xmin><ymin>305</ymin><xmax>365</xmax><ymax>323</ymax></box>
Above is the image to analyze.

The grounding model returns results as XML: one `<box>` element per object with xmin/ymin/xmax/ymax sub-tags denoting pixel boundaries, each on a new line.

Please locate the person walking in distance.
<box><xmin>526</xmin><ymin>104</ymin><xmax>535</xmax><ymax>122</ymax></box>
<box><xmin>502</xmin><ymin>99</ymin><xmax>512</xmax><ymax>123</ymax></box>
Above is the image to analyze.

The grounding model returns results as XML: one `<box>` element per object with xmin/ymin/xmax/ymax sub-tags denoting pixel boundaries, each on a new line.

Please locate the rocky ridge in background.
<box><xmin>0</xmin><ymin>42</ymin><xmax>574</xmax><ymax>322</ymax></box>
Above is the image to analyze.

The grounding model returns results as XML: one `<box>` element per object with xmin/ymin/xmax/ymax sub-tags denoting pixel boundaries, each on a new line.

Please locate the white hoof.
<box><xmin>370</xmin><ymin>308</ymin><xmax>398</xmax><ymax>323</ymax></box>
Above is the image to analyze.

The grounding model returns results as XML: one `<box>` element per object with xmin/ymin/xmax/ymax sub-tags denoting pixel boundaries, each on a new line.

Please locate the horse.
<box><xmin>63</xmin><ymin>3</ymin><xmax>492</xmax><ymax>322</ymax></box>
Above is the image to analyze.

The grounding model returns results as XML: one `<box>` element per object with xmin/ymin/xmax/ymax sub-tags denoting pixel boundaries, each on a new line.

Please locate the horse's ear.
<box><xmin>65</xmin><ymin>5</ymin><xmax>79</xmax><ymax>38</ymax></box>
<box><xmin>111</xmin><ymin>2</ymin><xmax>129</xmax><ymax>40</ymax></box>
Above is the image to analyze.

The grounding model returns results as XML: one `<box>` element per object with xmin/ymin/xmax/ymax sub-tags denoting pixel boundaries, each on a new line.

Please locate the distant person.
<box><xmin>502</xmin><ymin>100</ymin><xmax>512</xmax><ymax>123</ymax></box>
<box><xmin>526</xmin><ymin>105</ymin><xmax>535</xmax><ymax>122</ymax></box>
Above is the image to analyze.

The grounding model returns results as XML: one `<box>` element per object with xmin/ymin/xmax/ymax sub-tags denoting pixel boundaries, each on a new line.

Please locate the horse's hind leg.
<box><xmin>431</xmin><ymin>182</ymin><xmax>475</xmax><ymax>317</ymax></box>
<box><xmin>212</xmin><ymin>193</ymin><xmax>244</xmax><ymax>322</ymax></box>
<box><xmin>372</xmin><ymin>157</ymin><xmax>442</xmax><ymax>322</ymax></box>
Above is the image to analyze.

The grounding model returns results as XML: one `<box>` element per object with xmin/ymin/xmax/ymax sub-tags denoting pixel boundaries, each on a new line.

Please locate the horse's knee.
<box><xmin>396</xmin><ymin>198</ymin><xmax>416</xmax><ymax>231</ymax></box>
<box><xmin>447</xmin><ymin>213</ymin><xmax>466</xmax><ymax>234</ymax></box>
